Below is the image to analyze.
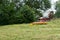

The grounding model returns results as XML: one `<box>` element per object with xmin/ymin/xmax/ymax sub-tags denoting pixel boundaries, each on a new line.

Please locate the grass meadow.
<box><xmin>0</xmin><ymin>19</ymin><xmax>60</xmax><ymax>40</ymax></box>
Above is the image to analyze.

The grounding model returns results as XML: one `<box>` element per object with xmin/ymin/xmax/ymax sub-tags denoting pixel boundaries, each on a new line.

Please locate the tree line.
<box><xmin>0</xmin><ymin>0</ymin><xmax>56</xmax><ymax>25</ymax></box>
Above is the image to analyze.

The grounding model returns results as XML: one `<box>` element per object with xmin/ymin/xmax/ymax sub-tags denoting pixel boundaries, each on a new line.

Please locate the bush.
<box><xmin>15</xmin><ymin>5</ymin><xmax>36</xmax><ymax>23</ymax></box>
<box><xmin>0</xmin><ymin>2</ymin><xmax>42</xmax><ymax>25</ymax></box>
<box><xmin>54</xmin><ymin>1</ymin><xmax>60</xmax><ymax>18</ymax></box>
<box><xmin>0</xmin><ymin>2</ymin><xmax>16</xmax><ymax>25</ymax></box>
<box><xmin>54</xmin><ymin>10</ymin><xmax>60</xmax><ymax>18</ymax></box>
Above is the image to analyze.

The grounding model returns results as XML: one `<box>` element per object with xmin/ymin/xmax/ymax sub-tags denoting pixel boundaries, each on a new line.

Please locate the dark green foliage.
<box><xmin>25</xmin><ymin>0</ymin><xmax>40</xmax><ymax>9</ymax></box>
<box><xmin>25</xmin><ymin>0</ymin><xmax>51</xmax><ymax>10</ymax></box>
<box><xmin>15</xmin><ymin>5</ymin><xmax>36</xmax><ymax>23</ymax></box>
<box><xmin>0</xmin><ymin>11</ymin><xmax>9</xmax><ymax>25</ymax></box>
<box><xmin>54</xmin><ymin>1</ymin><xmax>60</xmax><ymax>18</ymax></box>
<box><xmin>33</xmin><ymin>8</ymin><xmax>42</xmax><ymax>17</ymax></box>
<box><xmin>0</xmin><ymin>2</ymin><xmax>36</xmax><ymax>24</ymax></box>
<box><xmin>0</xmin><ymin>2</ymin><xmax>16</xmax><ymax>25</ymax></box>
<box><xmin>54</xmin><ymin>9</ymin><xmax>60</xmax><ymax>18</ymax></box>
<box><xmin>0</xmin><ymin>0</ymin><xmax>51</xmax><ymax>25</ymax></box>
<box><xmin>42</xmin><ymin>0</ymin><xmax>51</xmax><ymax>10</ymax></box>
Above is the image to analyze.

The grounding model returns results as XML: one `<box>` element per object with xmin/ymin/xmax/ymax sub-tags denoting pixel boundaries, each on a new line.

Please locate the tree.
<box><xmin>15</xmin><ymin>5</ymin><xmax>36</xmax><ymax>23</ymax></box>
<box><xmin>42</xmin><ymin>0</ymin><xmax>51</xmax><ymax>10</ymax></box>
<box><xmin>0</xmin><ymin>0</ymin><xmax>51</xmax><ymax>25</ymax></box>
<box><xmin>24</xmin><ymin>0</ymin><xmax>51</xmax><ymax>10</ymax></box>
<box><xmin>24</xmin><ymin>0</ymin><xmax>51</xmax><ymax>20</ymax></box>
<box><xmin>54</xmin><ymin>0</ymin><xmax>60</xmax><ymax>18</ymax></box>
<box><xmin>0</xmin><ymin>0</ymin><xmax>16</xmax><ymax>24</ymax></box>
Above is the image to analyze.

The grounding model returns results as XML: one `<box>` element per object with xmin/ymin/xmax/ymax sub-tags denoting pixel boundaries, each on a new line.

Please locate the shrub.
<box><xmin>15</xmin><ymin>5</ymin><xmax>36</xmax><ymax>23</ymax></box>
<box><xmin>54</xmin><ymin>10</ymin><xmax>60</xmax><ymax>18</ymax></box>
<box><xmin>54</xmin><ymin>1</ymin><xmax>60</xmax><ymax>18</ymax></box>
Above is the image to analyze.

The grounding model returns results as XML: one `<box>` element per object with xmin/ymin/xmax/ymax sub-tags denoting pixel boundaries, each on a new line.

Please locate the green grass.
<box><xmin>0</xmin><ymin>19</ymin><xmax>60</xmax><ymax>40</ymax></box>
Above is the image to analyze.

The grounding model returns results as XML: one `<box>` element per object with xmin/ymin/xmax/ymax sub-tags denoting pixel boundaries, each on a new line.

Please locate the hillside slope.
<box><xmin>0</xmin><ymin>19</ymin><xmax>60</xmax><ymax>40</ymax></box>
